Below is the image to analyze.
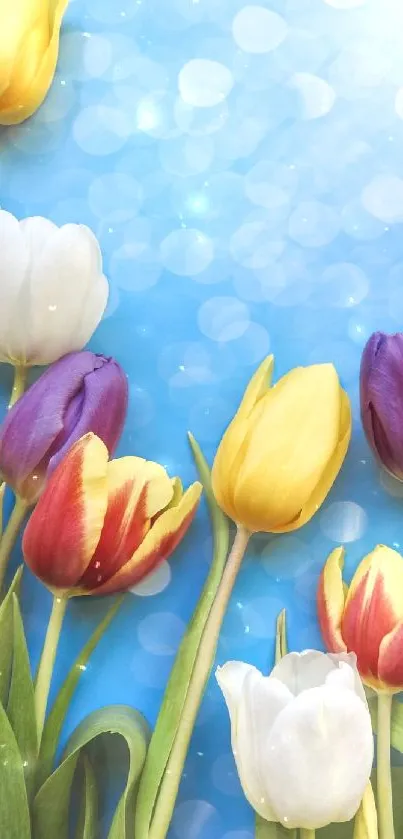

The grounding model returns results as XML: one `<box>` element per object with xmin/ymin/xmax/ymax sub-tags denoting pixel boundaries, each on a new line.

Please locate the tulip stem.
<box><xmin>300</xmin><ymin>831</ymin><xmax>315</xmax><ymax>839</ymax></box>
<box><xmin>9</xmin><ymin>365</ymin><xmax>27</xmax><ymax>408</ymax></box>
<box><xmin>34</xmin><ymin>594</ymin><xmax>68</xmax><ymax>745</ymax></box>
<box><xmin>0</xmin><ymin>496</ymin><xmax>29</xmax><ymax>594</ymax></box>
<box><xmin>377</xmin><ymin>692</ymin><xmax>395</xmax><ymax>839</ymax></box>
<box><xmin>148</xmin><ymin>525</ymin><xmax>250</xmax><ymax>839</ymax></box>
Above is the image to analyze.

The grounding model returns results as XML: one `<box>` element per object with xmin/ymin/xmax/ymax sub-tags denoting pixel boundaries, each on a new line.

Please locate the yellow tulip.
<box><xmin>0</xmin><ymin>0</ymin><xmax>68</xmax><ymax>125</ymax></box>
<box><xmin>212</xmin><ymin>355</ymin><xmax>351</xmax><ymax>533</ymax></box>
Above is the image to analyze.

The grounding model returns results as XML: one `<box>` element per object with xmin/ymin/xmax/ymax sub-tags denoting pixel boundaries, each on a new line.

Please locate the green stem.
<box><xmin>300</xmin><ymin>831</ymin><xmax>315</xmax><ymax>839</ymax></box>
<box><xmin>377</xmin><ymin>692</ymin><xmax>395</xmax><ymax>839</ymax></box>
<box><xmin>149</xmin><ymin>525</ymin><xmax>250</xmax><ymax>839</ymax></box>
<box><xmin>0</xmin><ymin>497</ymin><xmax>29</xmax><ymax>593</ymax></box>
<box><xmin>9</xmin><ymin>365</ymin><xmax>27</xmax><ymax>409</ymax></box>
<box><xmin>34</xmin><ymin>594</ymin><xmax>68</xmax><ymax>745</ymax></box>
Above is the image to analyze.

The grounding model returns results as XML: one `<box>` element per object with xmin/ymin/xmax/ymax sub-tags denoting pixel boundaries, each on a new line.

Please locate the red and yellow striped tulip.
<box><xmin>318</xmin><ymin>544</ymin><xmax>403</xmax><ymax>692</ymax></box>
<box><xmin>22</xmin><ymin>432</ymin><xmax>202</xmax><ymax>596</ymax></box>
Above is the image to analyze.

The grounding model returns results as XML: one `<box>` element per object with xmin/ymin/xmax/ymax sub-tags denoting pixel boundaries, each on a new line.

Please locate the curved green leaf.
<box><xmin>135</xmin><ymin>434</ymin><xmax>230</xmax><ymax>839</ymax></box>
<box><xmin>75</xmin><ymin>756</ymin><xmax>98</xmax><ymax>839</ymax></box>
<box><xmin>274</xmin><ymin>609</ymin><xmax>288</xmax><ymax>666</ymax></box>
<box><xmin>37</xmin><ymin>595</ymin><xmax>124</xmax><ymax>789</ymax></box>
<box><xmin>7</xmin><ymin>594</ymin><xmax>38</xmax><ymax>800</ymax></box>
<box><xmin>34</xmin><ymin>705</ymin><xmax>149</xmax><ymax>839</ymax></box>
<box><xmin>0</xmin><ymin>566</ymin><xmax>23</xmax><ymax>706</ymax></box>
<box><xmin>0</xmin><ymin>700</ymin><xmax>31</xmax><ymax>839</ymax></box>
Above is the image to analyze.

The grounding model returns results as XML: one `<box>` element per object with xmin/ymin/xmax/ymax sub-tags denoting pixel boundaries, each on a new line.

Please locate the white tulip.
<box><xmin>0</xmin><ymin>211</ymin><xmax>108</xmax><ymax>366</ymax></box>
<box><xmin>216</xmin><ymin>651</ymin><xmax>374</xmax><ymax>831</ymax></box>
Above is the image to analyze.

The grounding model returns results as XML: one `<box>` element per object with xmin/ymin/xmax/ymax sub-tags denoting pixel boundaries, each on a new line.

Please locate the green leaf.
<box><xmin>274</xmin><ymin>609</ymin><xmax>288</xmax><ymax>666</ymax></box>
<box><xmin>135</xmin><ymin>434</ymin><xmax>230</xmax><ymax>839</ymax></box>
<box><xmin>34</xmin><ymin>705</ymin><xmax>149</xmax><ymax>839</ymax></box>
<box><xmin>7</xmin><ymin>594</ymin><xmax>38</xmax><ymax>800</ymax></box>
<box><xmin>0</xmin><ymin>566</ymin><xmax>23</xmax><ymax>706</ymax></box>
<box><xmin>0</xmin><ymin>700</ymin><xmax>31</xmax><ymax>839</ymax></box>
<box><xmin>256</xmin><ymin>815</ymin><xmax>296</xmax><ymax>839</ymax></box>
<box><xmin>37</xmin><ymin>595</ymin><xmax>124</xmax><ymax>789</ymax></box>
<box><xmin>75</xmin><ymin>756</ymin><xmax>98</xmax><ymax>839</ymax></box>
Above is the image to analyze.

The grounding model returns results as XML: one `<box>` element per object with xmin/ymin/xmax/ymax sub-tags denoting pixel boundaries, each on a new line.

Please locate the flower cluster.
<box><xmin>1</xmin><ymin>210</ymin><xmax>403</xmax><ymax>839</ymax></box>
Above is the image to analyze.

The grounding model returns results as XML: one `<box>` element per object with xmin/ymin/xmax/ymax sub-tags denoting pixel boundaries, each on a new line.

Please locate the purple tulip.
<box><xmin>0</xmin><ymin>351</ymin><xmax>128</xmax><ymax>502</ymax></box>
<box><xmin>360</xmin><ymin>331</ymin><xmax>403</xmax><ymax>479</ymax></box>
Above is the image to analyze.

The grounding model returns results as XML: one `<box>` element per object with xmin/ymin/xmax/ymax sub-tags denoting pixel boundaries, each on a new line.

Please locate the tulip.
<box><xmin>360</xmin><ymin>331</ymin><xmax>403</xmax><ymax>481</ymax></box>
<box><xmin>212</xmin><ymin>355</ymin><xmax>351</xmax><ymax>533</ymax></box>
<box><xmin>318</xmin><ymin>545</ymin><xmax>403</xmax><ymax>839</ymax></box>
<box><xmin>0</xmin><ymin>351</ymin><xmax>128</xmax><ymax>505</ymax></box>
<box><xmin>0</xmin><ymin>212</ymin><xmax>108</xmax><ymax>368</ymax></box>
<box><xmin>0</xmin><ymin>0</ymin><xmax>68</xmax><ymax>125</ymax></box>
<box><xmin>318</xmin><ymin>544</ymin><xmax>403</xmax><ymax>692</ymax></box>
<box><xmin>22</xmin><ymin>432</ymin><xmax>202</xmax><ymax>595</ymax></box>
<box><xmin>216</xmin><ymin>651</ymin><xmax>373</xmax><ymax>831</ymax></box>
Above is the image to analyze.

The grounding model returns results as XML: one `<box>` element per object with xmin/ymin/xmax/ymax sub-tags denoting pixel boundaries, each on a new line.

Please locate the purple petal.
<box><xmin>0</xmin><ymin>351</ymin><xmax>128</xmax><ymax>499</ymax></box>
<box><xmin>360</xmin><ymin>331</ymin><xmax>403</xmax><ymax>478</ymax></box>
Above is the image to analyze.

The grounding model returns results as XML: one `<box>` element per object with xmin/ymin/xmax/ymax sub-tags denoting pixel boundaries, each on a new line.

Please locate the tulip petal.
<box><xmin>378</xmin><ymin>620</ymin><xmax>403</xmax><ymax>690</ymax></box>
<box><xmin>342</xmin><ymin>545</ymin><xmax>403</xmax><ymax>688</ymax></box>
<box><xmin>0</xmin><ymin>0</ymin><xmax>69</xmax><ymax>125</ymax></box>
<box><xmin>360</xmin><ymin>332</ymin><xmax>403</xmax><ymax>480</ymax></box>
<box><xmin>79</xmin><ymin>457</ymin><xmax>173</xmax><ymax>589</ymax></box>
<box><xmin>237</xmin><ymin>355</ymin><xmax>274</xmax><ymax>419</ymax></box>
<box><xmin>279</xmin><ymin>386</ymin><xmax>352</xmax><ymax>533</ymax></box>
<box><xmin>217</xmin><ymin>663</ymin><xmax>292</xmax><ymax>822</ymax></box>
<box><xmin>73</xmin><ymin>272</ymin><xmax>109</xmax><ymax>354</ymax></box>
<box><xmin>0</xmin><ymin>211</ymin><xmax>29</xmax><ymax>364</ymax></box>
<box><xmin>232</xmin><ymin>364</ymin><xmax>345</xmax><ymax>532</ymax></box>
<box><xmin>263</xmin><ymin>683</ymin><xmax>374</xmax><ymax>829</ymax></box>
<box><xmin>22</xmin><ymin>434</ymin><xmax>108</xmax><ymax>590</ymax></box>
<box><xmin>88</xmin><ymin>481</ymin><xmax>202</xmax><ymax>595</ymax></box>
<box><xmin>317</xmin><ymin>547</ymin><xmax>348</xmax><ymax>653</ymax></box>
<box><xmin>0</xmin><ymin>1</ymin><xmax>43</xmax><ymax>96</ymax></box>
<box><xmin>271</xmin><ymin>649</ymin><xmax>354</xmax><ymax>695</ymax></box>
<box><xmin>353</xmin><ymin>783</ymin><xmax>378</xmax><ymax>839</ymax></box>
<box><xmin>212</xmin><ymin>356</ymin><xmax>274</xmax><ymax>524</ymax></box>
<box><xmin>28</xmin><ymin>224</ymin><xmax>106</xmax><ymax>365</ymax></box>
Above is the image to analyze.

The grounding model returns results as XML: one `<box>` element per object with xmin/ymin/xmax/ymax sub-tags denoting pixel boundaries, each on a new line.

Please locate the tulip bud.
<box><xmin>0</xmin><ymin>352</ymin><xmax>128</xmax><ymax>503</ymax></box>
<box><xmin>318</xmin><ymin>544</ymin><xmax>403</xmax><ymax>692</ymax></box>
<box><xmin>22</xmin><ymin>433</ymin><xmax>202</xmax><ymax>595</ymax></box>
<box><xmin>0</xmin><ymin>0</ymin><xmax>68</xmax><ymax>125</ymax></box>
<box><xmin>360</xmin><ymin>331</ymin><xmax>403</xmax><ymax>480</ymax></box>
<box><xmin>0</xmin><ymin>212</ymin><xmax>108</xmax><ymax>366</ymax></box>
<box><xmin>212</xmin><ymin>355</ymin><xmax>351</xmax><ymax>533</ymax></box>
<box><xmin>216</xmin><ymin>652</ymin><xmax>373</xmax><ymax>830</ymax></box>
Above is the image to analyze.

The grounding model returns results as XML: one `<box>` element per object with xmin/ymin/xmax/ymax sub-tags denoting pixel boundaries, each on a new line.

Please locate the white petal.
<box><xmin>263</xmin><ymin>684</ymin><xmax>374</xmax><ymax>829</ymax></box>
<box><xmin>28</xmin><ymin>224</ymin><xmax>105</xmax><ymax>364</ymax></box>
<box><xmin>73</xmin><ymin>271</ymin><xmax>109</xmax><ymax>349</ymax></box>
<box><xmin>216</xmin><ymin>661</ymin><xmax>258</xmax><ymax>730</ymax></box>
<box><xmin>0</xmin><ymin>211</ymin><xmax>29</xmax><ymax>363</ymax></box>
<box><xmin>327</xmin><ymin>652</ymin><xmax>368</xmax><ymax>705</ymax></box>
<box><xmin>19</xmin><ymin>216</ymin><xmax>58</xmax><ymax>264</ymax></box>
<box><xmin>219</xmin><ymin>665</ymin><xmax>292</xmax><ymax>822</ymax></box>
<box><xmin>271</xmin><ymin>650</ymin><xmax>340</xmax><ymax>695</ymax></box>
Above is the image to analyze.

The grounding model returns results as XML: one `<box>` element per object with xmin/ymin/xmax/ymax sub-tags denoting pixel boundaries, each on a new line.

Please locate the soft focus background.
<box><xmin>1</xmin><ymin>0</ymin><xmax>403</xmax><ymax>835</ymax></box>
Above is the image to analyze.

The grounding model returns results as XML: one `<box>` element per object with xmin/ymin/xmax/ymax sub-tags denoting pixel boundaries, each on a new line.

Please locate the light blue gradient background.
<box><xmin>1</xmin><ymin>0</ymin><xmax>403</xmax><ymax>835</ymax></box>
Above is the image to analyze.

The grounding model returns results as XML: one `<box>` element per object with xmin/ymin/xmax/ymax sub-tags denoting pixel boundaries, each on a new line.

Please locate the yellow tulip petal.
<box><xmin>79</xmin><ymin>456</ymin><xmax>174</xmax><ymax>589</ymax></box>
<box><xmin>90</xmin><ymin>481</ymin><xmax>202</xmax><ymax>595</ymax></box>
<box><xmin>0</xmin><ymin>0</ymin><xmax>43</xmax><ymax>95</ymax></box>
<box><xmin>212</xmin><ymin>416</ymin><xmax>251</xmax><ymax>523</ymax></box>
<box><xmin>237</xmin><ymin>354</ymin><xmax>274</xmax><ymax>419</ymax></box>
<box><xmin>212</xmin><ymin>356</ymin><xmax>274</xmax><ymax>523</ymax></box>
<box><xmin>276</xmin><ymin>386</ymin><xmax>352</xmax><ymax>533</ymax></box>
<box><xmin>0</xmin><ymin>0</ymin><xmax>68</xmax><ymax>125</ymax></box>
<box><xmin>232</xmin><ymin>364</ymin><xmax>342</xmax><ymax>532</ymax></box>
<box><xmin>317</xmin><ymin>547</ymin><xmax>348</xmax><ymax>653</ymax></box>
<box><xmin>353</xmin><ymin>783</ymin><xmax>378</xmax><ymax>839</ymax></box>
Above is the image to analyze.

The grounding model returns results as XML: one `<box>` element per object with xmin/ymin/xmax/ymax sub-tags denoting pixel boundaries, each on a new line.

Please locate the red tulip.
<box><xmin>318</xmin><ymin>544</ymin><xmax>403</xmax><ymax>692</ymax></box>
<box><xmin>22</xmin><ymin>433</ymin><xmax>202</xmax><ymax>595</ymax></box>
